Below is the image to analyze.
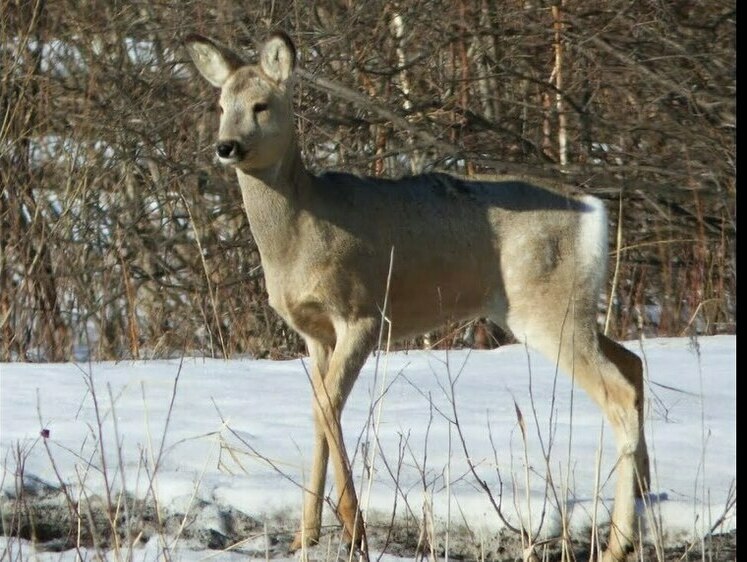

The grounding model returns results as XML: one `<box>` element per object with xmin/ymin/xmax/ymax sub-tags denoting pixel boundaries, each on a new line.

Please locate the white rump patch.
<box><xmin>578</xmin><ymin>195</ymin><xmax>609</xmax><ymax>287</ymax></box>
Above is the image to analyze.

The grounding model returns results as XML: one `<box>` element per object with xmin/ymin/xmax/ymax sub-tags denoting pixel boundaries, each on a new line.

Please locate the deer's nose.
<box><xmin>216</xmin><ymin>140</ymin><xmax>240</xmax><ymax>160</ymax></box>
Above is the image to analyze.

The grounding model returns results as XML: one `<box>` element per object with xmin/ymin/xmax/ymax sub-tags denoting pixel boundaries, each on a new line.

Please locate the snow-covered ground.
<box><xmin>0</xmin><ymin>336</ymin><xmax>736</xmax><ymax>560</ymax></box>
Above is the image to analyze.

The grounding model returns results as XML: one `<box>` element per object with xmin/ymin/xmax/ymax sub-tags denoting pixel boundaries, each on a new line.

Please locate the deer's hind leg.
<box><xmin>510</xmin><ymin>315</ymin><xmax>644</xmax><ymax>561</ymax></box>
<box><xmin>565</xmin><ymin>334</ymin><xmax>648</xmax><ymax>561</ymax></box>
<box><xmin>598</xmin><ymin>334</ymin><xmax>650</xmax><ymax>496</ymax></box>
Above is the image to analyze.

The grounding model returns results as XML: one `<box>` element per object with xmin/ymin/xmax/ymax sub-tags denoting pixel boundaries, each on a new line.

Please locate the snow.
<box><xmin>0</xmin><ymin>335</ymin><xmax>736</xmax><ymax>560</ymax></box>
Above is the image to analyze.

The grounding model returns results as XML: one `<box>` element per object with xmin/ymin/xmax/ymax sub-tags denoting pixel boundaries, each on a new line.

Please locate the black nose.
<box><xmin>216</xmin><ymin>141</ymin><xmax>239</xmax><ymax>159</ymax></box>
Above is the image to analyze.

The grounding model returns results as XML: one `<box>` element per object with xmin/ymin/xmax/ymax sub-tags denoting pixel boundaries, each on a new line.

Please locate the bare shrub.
<box><xmin>0</xmin><ymin>0</ymin><xmax>735</xmax><ymax>361</ymax></box>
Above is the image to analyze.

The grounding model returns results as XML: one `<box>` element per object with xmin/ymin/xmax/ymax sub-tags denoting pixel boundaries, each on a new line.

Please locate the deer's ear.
<box><xmin>185</xmin><ymin>34</ymin><xmax>245</xmax><ymax>88</ymax></box>
<box><xmin>259</xmin><ymin>32</ymin><xmax>296</xmax><ymax>84</ymax></box>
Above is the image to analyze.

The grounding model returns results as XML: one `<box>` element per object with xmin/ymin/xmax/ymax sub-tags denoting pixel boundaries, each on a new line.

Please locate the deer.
<box><xmin>185</xmin><ymin>31</ymin><xmax>651</xmax><ymax>562</ymax></box>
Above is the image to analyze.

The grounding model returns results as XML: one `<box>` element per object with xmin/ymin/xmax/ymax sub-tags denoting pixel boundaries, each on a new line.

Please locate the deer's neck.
<box><xmin>235</xmin><ymin>140</ymin><xmax>311</xmax><ymax>264</ymax></box>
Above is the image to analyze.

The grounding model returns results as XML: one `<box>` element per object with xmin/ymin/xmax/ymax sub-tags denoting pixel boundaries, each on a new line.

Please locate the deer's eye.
<box><xmin>253</xmin><ymin>102</ymin><xmax>269</xmax><ymax>114</ymax></box>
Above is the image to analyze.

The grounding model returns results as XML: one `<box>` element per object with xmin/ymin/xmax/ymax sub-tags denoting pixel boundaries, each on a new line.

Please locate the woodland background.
<box><xmin>0</xmin><ymin>0</ymin><xmax>736</xmax><ymax>361</ymax></box>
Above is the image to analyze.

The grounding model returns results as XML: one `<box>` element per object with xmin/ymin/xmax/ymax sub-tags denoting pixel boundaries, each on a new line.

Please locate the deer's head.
<box><xmin>185</xmin><ymin>32</ymin><xmax>297</xmax><ymax>172</ymax></box>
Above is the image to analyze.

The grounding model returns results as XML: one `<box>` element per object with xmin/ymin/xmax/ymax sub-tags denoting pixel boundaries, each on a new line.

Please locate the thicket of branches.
<box><xmin>0</xmin><ymin>0</ymin><xmax>735</xmax><ymax>361</ymax></box>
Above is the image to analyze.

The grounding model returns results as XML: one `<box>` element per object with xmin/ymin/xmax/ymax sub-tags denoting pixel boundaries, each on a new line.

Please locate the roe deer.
<box><xmin>185</xmin><ymin>31</ymin><xmax>650</xmax><ymax>561</ymax></box>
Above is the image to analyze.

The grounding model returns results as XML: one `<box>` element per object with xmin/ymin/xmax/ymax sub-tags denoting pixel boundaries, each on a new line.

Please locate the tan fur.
<box><xmin>186</xmin><ymin>32</ymin><xmax>650</xmax><ymax>561</ymax></box>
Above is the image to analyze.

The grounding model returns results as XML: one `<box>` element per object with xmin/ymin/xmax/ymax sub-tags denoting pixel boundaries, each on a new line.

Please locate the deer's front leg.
<box><xmin>292</xmin><ymin>340</ymin><xmax>332</xmax><ymax>551</ymax></box>
<box><xmin>308</xmin><ymin>319</ymin><xmax>377</xmax><ymax>553</ymax></box>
